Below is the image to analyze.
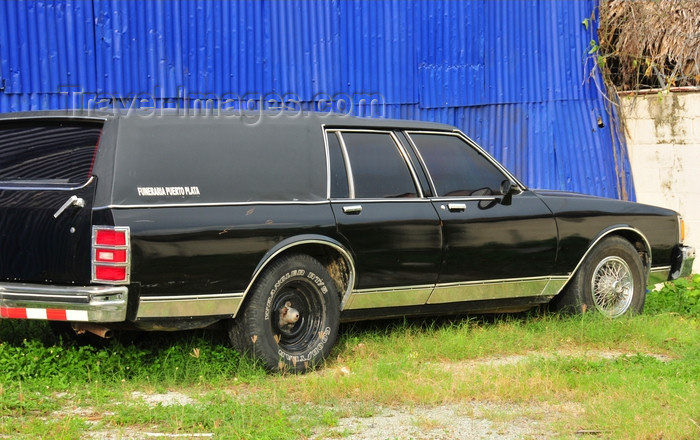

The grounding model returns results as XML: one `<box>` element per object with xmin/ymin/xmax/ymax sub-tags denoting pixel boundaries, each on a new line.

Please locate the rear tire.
<box><xmin>228</xmin><ymin>254</ymin><xmax>340</xmax><ymax>373</ymax></box>
<box><xmin>551</xmin><ymin>236</ymin><xmax>645</xmax><ymax>317</ymax></box>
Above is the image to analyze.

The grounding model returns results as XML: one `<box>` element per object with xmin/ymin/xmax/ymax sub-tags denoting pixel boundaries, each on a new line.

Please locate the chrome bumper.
<box><xmin>671</xmin><ymin>245</ymin><xmax>695</xmax><ymax>280</ymax></box>
<box><xmin>0</xmin><ymin>283</ymin><xmax>128</xmax><ymax>322</ymax></box>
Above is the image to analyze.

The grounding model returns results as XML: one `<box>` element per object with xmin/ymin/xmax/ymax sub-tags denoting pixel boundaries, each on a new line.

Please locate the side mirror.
<box><xmin>499</xmin><ymin>180</ymin><xmax>519</xmax><ymax>206</ymax></box>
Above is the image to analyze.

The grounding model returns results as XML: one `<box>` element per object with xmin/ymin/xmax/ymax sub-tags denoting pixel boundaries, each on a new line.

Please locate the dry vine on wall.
<box><xmin>595</xmin><ymin>0</ymin><xmax>700</xmax><ymax>92</ymax></box>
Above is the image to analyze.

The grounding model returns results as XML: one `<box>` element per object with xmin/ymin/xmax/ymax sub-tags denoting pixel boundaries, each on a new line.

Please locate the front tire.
<box><xmin>228</xmin><ymin>254</ymin><xmax>340</xmax><ymax>373</ymax></box>
<box><xmin>551</xmin><ymin>236</ymin><xmax>646</xmax><ymax>317</ymax></box>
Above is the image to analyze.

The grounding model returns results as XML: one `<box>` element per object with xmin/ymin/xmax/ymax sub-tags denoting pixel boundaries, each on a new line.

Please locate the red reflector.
<box><xmin>95</xmin><ymin>265</ymin><xmax>127</xmax><ymax>282</ymax></box>
<box><xmin>1</xmin><ymin>307</ymin><xmax>27</xmax><ymax>319</ymax></box>
<box><xmin>46</xmin><ymin>309</ymin><xmax>68</xmax><ymax>321</ymax></box>
<box><xmin>95</xmin><ymin>248</ymin><xmax>127</xmax><ymax>263</ymax></box>
<box><xmin>96</xmin><ymin>229</ymin><xmax>126</xmax><ymax>246</ymax></box>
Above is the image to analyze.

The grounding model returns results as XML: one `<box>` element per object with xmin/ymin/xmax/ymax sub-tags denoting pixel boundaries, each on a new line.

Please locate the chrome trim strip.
<box><xmin>0</xmin><ymin>283</ymin><xmax>128</xmax><ymax>322</ymax></box>
<box><xmin>427</xmin><ymin>277</ymin><xmax>553</xmax><ymax>304</ymax></box>
<box><xmin>136</xmin><ymin>293</ymin><xmax>245</xmax><ymax>319</ymax></box>
<box><xmin>541</xmin><ymin>276</ymin><xmax>569</xmax><ymax>296</ymax></box>
<box><xmin>0</xmin><ymin>114</ymin><xmax>108</xmax><ymax>122</ymax></box>
<box><xmin>334</xmin><ymin>131</ymin><xmax>356</xmax><ymax>198</ymax></box>
<box><xmin>334</xmin><ymin>198</ymin><xmax>433</xmax><ymax>204</ymax></box>
<box><xmin>0</xmin><ymin>176</ymin><xmax>95</xmax><ymax>192</ymax></box>
<box><xmin>648</xmin><ymin>266</ymin><xmax>671</xmax><ymax>285</ymax></box>
<box><xmin>351</xmin><ymin>284</ymin><xmax>436</xmax><ymax>294</ymax></box>
<box><xmin>342</xmin><ymin>277</ymin><xmax>560</xmax><ymax>310</ymax></box>
<box><xmin>343</xmin><ymin>286</ymin><xmax>434</xmax><ymax>310</ymax></box>
<box><xmin>432</xmin><ymin>196</ymin><xmax>501</xmax><ymax>203</ymax></box>
<box><xmin>94</xmin><ymin>200</ymin><xmax>330</xmax><ymax>210</ymax></box>
<box><xmin>390</xmin><ymin>131</ymin><xmax>424</xmax><ymax>198</ymax></box>
<box><xmin>403</xmin><ymin>132</ymin><xmax>439</xmax><ymax>196</ymax></box>
<box><xmin>322</xmin><ymin>123</ymin><xmax>332</xmax><ymax>199</ymax></box>
<box><xmin>331</xmin><ymin>128</ymin><xmax>402</xmax><ymax>134</ymax></box>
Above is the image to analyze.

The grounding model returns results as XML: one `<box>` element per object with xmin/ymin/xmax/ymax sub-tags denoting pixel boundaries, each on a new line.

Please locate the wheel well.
<box><xmin>603</xmin><ymin>230</ymin><xmax>651</xmax><ymax>274</ymax></box>
<box><xmin>557</xmin><ymin>229</ymin><xmax>651</xmax><ymax>298</ymax></box>
<box><xmin>258</xmin><ymin>243</ymin><xmax>352</xmax><ymax>305</ymax></box>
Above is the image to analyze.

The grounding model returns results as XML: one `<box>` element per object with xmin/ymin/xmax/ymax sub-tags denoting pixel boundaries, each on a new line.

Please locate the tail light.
<box><xmin>92</xmin><ymin>226</ymin><xmax>130</xmax><ymax>284</ymax></box>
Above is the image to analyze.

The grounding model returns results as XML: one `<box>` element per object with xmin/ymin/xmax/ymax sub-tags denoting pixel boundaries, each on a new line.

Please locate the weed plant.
<box><xmin>645</xmin><ymin>274</ymin><xmax>700</xmax><ymax>316</ymax></box>
<box><xmin>0</xmin><ymin>277</ymin><xmax>698</xmax><ymax>439</ymax></box>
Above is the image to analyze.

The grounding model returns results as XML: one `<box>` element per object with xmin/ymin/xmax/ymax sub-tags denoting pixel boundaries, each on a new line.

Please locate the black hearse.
<box><xmin>0</xmin><ymin>111</ymin><xmax>694</xmax><ymax>372</ymax></box>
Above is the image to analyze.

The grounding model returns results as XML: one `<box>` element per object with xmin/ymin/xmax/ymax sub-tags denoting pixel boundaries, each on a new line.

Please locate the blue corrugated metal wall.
<box><xmin>0</xmin><ymin>0</ymin><xmax>634</xmax><ymax>200</ymax></box>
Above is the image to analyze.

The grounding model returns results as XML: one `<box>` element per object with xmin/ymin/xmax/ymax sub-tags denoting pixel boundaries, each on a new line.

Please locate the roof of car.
<box><xmin>0</xmin><ymin>109</ymin><xmax>456</xmax><ymax>131</ymax></box>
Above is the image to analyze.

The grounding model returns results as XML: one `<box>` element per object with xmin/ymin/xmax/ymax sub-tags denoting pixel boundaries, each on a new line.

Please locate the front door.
<box><xmin>406</xmin><ymin>131</ymin><xmax>558</xmax><ymax>305</ymax></box>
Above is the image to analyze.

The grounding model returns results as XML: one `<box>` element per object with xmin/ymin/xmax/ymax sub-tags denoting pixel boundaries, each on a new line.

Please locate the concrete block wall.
<box><xmin>621</xmin><ymin>91</ymin><xmax>700</xmax><ymax>273</ymax></box>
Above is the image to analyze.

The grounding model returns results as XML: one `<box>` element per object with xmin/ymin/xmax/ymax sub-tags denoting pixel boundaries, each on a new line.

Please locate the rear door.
<box><xmin>327</xmin><ymin>129</ymin><xmax>442</xmax><ymax>310</ymax></box>
<box><xmin>0</xmin><ymin>119</ymin><xmax>103</xmax><ymax>284</ymax></box>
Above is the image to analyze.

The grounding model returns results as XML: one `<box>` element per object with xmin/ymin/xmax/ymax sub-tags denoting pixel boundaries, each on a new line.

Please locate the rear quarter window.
<box><xmin>0</xmin><ymin>120</ymin><xmax>102</xmax><ymax>186</ymax></box>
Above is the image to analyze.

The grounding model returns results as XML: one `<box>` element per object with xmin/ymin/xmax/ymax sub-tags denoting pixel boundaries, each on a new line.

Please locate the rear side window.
<box><xmin>0</xmin><ymin>121</ymin><xmax>102</xmax><ymax>186</ymax></box>
<box><xmin>339</xmin><ymin>132</ymin><xmax>417</xmax><ymax>199</ymax></box>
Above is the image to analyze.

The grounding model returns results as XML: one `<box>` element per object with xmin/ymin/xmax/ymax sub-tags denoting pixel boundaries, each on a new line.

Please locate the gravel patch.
<box><xmin>440</xmin><ymin>349</ymin><xmax>673</xmax><ymax>371</ymax></box>
<box><xmin>313</xmin><ymin>402</ymin><xmax>563</xmax><ymax>440</ymax></box>
<box><xmin>130</xmin><ymin>391</ymin><xmax>195</xmax><ymax>407</ymax></box>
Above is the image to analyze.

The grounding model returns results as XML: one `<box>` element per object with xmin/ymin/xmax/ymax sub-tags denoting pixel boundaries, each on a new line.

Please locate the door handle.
<box><xmin>447</xmin><ymin>203</ymin><xmax>466</xmax><ymax>212</ymax></box>
<box><xmin>53</xmin><ymin>195</ymin><xmax>86</xmax><ymax>218</ymax></box>
<box><xmin>342</xmin><ymin>205</ymin><xmax>363</xmax><ymax>215</ymax></box>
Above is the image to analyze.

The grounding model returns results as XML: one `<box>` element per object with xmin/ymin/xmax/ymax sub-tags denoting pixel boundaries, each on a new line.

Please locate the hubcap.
<box><xmin>270</xmin><ymin>279</ymin><xmax>324</xmax><ymax>353</ymax></box>
<box><xmin>591</xmin><ymin>256</ymin><xmax>634</xmax><ymax>318</ymax></box>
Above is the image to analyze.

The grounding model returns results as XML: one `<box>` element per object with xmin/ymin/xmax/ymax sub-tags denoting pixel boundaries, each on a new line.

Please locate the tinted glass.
<box><xmin>341</xmin><ymin>132</ymin><xmax>417</xmax><ymax>199</ymax></box>
<box><xmin>327</xmin><ymin>132</ymin><xmax>349</xmax><ymax>198</ymax></box>
<box><xmin>410</xmin><ymin>133</ymin><xmax>506</xmax><ymax>196</ymax></box>
<box><xmin>0</xmin><ymin>121</ymin><xmax>102</xmax><ymax>185</ymax></box>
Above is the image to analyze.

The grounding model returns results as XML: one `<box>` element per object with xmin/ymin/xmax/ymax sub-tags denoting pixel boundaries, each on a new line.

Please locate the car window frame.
<box><xmin>324</xmin><ymin>128</ymin><xmax>425</xmax><ymax>200</ymax></box>
<box><xmin>404</xmin><ymin>129</ymin><xmax>525</xmax><ymax>200</ymax></box>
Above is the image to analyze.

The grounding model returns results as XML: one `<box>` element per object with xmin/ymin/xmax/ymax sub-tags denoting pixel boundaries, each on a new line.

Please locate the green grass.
<box><xmin>1</xmin><ymin>278</ymin><xmax>698</xmax><ymax>439</ymax></box>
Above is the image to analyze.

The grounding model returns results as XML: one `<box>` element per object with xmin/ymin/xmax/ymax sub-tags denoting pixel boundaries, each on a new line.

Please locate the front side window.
<box><xmin>0</xmin><ymin>121</ymin><xmax>102</xmax><ymax>186</ymax></box>
<box><xmin>409</xmin><ymin>133</ymin><xmax>506</xmax><ymax>197</ymax></box>
<box><xmin>339</xmin><ymin>132</ymin><xmax>417</xmax><ymax>199</ymax></box>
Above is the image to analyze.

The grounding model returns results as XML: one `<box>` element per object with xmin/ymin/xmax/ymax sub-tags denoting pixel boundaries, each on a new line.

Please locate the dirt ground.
<box><xmin>78</xmin><ymin>349</ymin><xmax>673</xmax><ymax>439</ymax></box>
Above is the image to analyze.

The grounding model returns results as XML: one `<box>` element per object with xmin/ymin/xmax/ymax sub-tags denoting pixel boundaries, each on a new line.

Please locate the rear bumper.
<box><xmin>0</xmin><ymin>283</ymin><xmax>127</xmax><ymax>322</ymax></box>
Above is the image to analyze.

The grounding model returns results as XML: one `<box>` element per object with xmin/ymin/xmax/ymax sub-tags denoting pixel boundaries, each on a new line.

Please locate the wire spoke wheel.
<box><xmin>591</xmin><ymin>256</ymin><xmax>634</xmax><ymax>317</ymax></box>
<box><xmin>551</xmin><ymin>236</ymin><xmax>645</xmax><ymax>318</ymax></box>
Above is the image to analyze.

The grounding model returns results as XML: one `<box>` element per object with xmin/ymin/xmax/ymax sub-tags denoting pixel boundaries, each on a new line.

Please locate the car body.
<box><xmin>0</xmin><ymin>110</ymin><xmax>694</xmax><ymax>372</ymax></box>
